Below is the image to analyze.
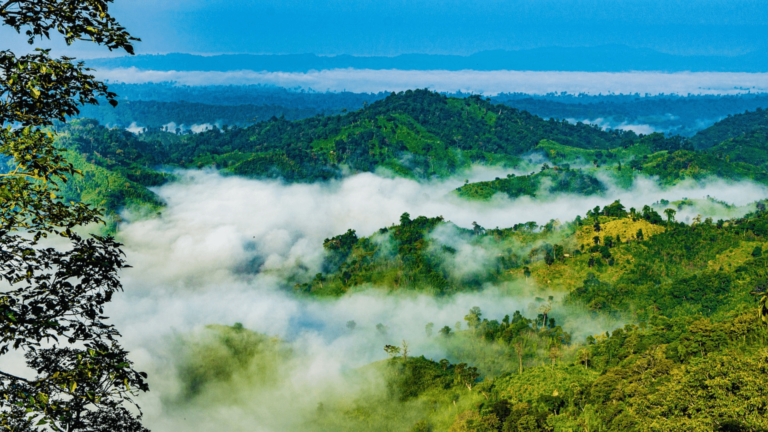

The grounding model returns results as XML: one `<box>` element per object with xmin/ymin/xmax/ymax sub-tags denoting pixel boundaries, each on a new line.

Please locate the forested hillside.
<box><xmin>192</xmin><ymin>200</ymin><xmax>768</xmax><ymax>431</ymax></box>
<box><xmin>60</xmin><ymin>90</ymin><xmax>669</xmax><ymax>183</ymax></box>
<box><xmin>76</xmin><ymin>84</ymin><xmax>768</xmax><ymax>139</ymax></box>
<box><xmin>455</xmin><ymin>167</ymin><xmax>605</xmax><ymax>201</ymax></box>
<box><xmin>55</xmin><ymin>90</ymin><xmax>768</xmax><ymax>215</ymax></box>
<box><xmin>706</xmin><ymin>129</ymin><xmax>768</xmax><ymax>169</ymax></box>
<box><xmin>690</xmin><ymin>107</ymin><xmax>768</xmax><ymax>149</ymax></box>
<box><xmin>76</xmin><ymin>100</ymin><xmax>339</xmax><ymax>129</ymax></box>
<box><xmin>48</xmin><ymin>87</ymin><xmax>768</xmax><ymax>431</ymax></box>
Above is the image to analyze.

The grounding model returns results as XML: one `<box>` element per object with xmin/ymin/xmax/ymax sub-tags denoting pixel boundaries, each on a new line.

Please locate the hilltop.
<box><xmin>58</xmin><ymin>90</ymin><xmax>658</xmax><ymax>184</ymax></box>
<box><xmin>54</xmin><ymin>90</ymin><xmax>768</xmax><ymax>217</ymax></box>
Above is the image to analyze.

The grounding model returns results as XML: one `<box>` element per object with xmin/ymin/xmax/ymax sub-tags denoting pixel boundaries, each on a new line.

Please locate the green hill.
<box><xmin>58</xmin><ymin>90</ymin><xmax>676</xmax><ymax>184</ymax></box>
<box><xmin>456</xmin><ymin>145</ymin><xmax>768</xmax><ymax>202</ymax></box>
<box><xmin>640</xmin><ymin>150</ymin><xmax>768</xmax><ymax>184</ymax></box>
<box><xmin>52</xmin><ymin>92</ymin><xmax>768</xmax><ymax>214</ymax></box>
<box><xmin>690</xmin><ymin>107</ymin><xmax>768</xmax><ymax>149</ymax></box>
<box><xmin>455</xmin><ymin>166</ymin><xmax>606</xmax><ymax>201</ymax></box>
<box><xmin>706</xmin><ymin>128</ymin><xmax>768</xmax><ymax>169</ymax></box>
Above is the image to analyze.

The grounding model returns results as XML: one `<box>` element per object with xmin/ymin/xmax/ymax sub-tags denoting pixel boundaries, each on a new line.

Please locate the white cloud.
<box><xmin>190</xmin><ymin>123</ymin><xmax>215</xmax><ymax>133</ymax></box>
<box><xmin>126</xmin><ymin>121</ymin><xmax>146</xmax><ymax>134</ymax></box>
<box><xmin>567</xmin><ymin>117</ymin><xmax>660</xmax><ymax>135</ymax></box>
<box><xmin>96</xmin><ymin>67</ymin><xmax>768</xmax><ymax>95</ymax></box>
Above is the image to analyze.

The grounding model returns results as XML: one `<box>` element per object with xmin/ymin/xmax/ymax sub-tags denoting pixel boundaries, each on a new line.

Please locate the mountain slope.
<box><xmin>706</xmin><ymin>128</ymin><xmax>768</xmax><ymax>169</ymax></box>
<box><xmin>690</xmin><ymin>107</ymin><xmax>768</xmax><ymax>149</ymax></box>
<box><xmin>61</xmin><ymin>90</ymin><xmax>654</xmax><ymax>183</ymax></box>
<box><xmin>182</xmin><ymin>90</ymin><xmax>650</xmax><ymax>180</ymax></box>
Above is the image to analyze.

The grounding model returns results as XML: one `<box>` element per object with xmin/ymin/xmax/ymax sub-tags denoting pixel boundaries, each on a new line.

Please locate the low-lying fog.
<box><xmin>98</xmin><ymin>68</ymin><xmax>768</xmax><ymax>96</ymax></box>
<box><xmin>102</xmin><ymin>167</ymin><xmax>767</xmax><ymax>431</ymax></box>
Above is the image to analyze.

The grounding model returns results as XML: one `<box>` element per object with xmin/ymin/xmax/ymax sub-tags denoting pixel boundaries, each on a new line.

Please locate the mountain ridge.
<box><xmin>86</xmin><ymin>45</ymin><xmax>768</xmax><ymax>73</ymax></box>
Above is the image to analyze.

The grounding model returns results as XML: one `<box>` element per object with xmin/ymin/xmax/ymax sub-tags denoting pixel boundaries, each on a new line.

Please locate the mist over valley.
<box><xmin>4</xmin><ymin>2</ymin><xmax>768</xmax><ymax>431</ymax></box>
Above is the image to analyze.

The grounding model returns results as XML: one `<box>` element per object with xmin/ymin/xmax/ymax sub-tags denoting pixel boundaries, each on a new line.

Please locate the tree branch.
<box><xmin>0</xmin><ymin>1</ymin><xmax>17</xmax><ymax>15</ymax></box>
<box><xmin>0</xmin><ymin>368</ymin><xmax>33</xmax><ymax>383</ymax></box>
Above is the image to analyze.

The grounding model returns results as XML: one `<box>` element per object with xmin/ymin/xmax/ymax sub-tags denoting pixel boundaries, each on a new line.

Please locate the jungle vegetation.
<box><xmin>53</xmin><ymin>89</ymin><xmax>768</xmax><ymax>216</ymax></box>
<box><xmin>184</xmin><ymin>200</ymin><xmax>768</xmax><ymax>431</ymax></box>
<box><xmin>40</xmin><ymin>85</ymin><xmax>768</xmax><ymax>431</ymax></box>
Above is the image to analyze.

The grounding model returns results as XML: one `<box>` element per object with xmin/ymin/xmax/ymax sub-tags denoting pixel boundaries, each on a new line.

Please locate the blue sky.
<box><xmin>3</xmin><ymin>0</ymin><xmax>768</xmax><ymax>57</ymax></box>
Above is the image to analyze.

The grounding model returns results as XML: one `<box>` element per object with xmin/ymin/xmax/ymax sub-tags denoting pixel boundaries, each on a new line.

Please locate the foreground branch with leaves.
<box><xmin>1</xmin><ymin>1</ymin><xmax>149</xmax><ymax>430</ymax></box>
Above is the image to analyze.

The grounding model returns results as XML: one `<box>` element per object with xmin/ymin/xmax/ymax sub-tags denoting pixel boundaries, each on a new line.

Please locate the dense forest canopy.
<box><xmin>74</xmin><ymin>84</ymin><xmax>768</xmax><ymax>137</ymax></box>
<box><xmin>56</xmin><ymin>89</ymin><xmax>768</xmax><ymax>220</ymax></box>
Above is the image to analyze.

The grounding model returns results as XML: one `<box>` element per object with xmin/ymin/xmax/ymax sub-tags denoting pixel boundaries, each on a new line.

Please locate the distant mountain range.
<box><xmin>87</xmin><ymin>45</ymin><xmax>768</xmax><ymax>73</ymax></box>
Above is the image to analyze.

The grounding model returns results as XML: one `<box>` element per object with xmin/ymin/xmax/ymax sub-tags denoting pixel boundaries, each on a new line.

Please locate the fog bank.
<box><xmin>97</xmin><ymin>68</ymin><xmax>768</xmax><ymax>95</ymax></box>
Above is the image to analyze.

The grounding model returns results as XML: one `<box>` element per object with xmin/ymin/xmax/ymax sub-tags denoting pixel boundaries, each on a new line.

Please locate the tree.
<box><xmin>464</xmin><ymin>307</ymin><xmax>482</xmax><ymax>329</ymax></box>
<box><xmin>454</xmin><ymin>363</ymin><xmax>479</xmax><ymax>391</ymax></box>
<box><xmin>346</xmin><ymin>320</ymin><xmax>357</xmax><ymax>331</ymax></box>
<box><xmin>471</xmin><ymin>221</ymin><xmax>485</xmax><ymax>236</ymax></box>
<box><xmin>554</xmin><ymin>244</ymin><xmax>564</xmax><ymax>262</ymax></box>
<box><xmin>548</xmin><ymin>346</ymin><xmax>562</xmax><ymax>370</ymax></box>
<box><xmin>384</xmin><ymin>345</ymin><xmax>401</xmax><ymax>358</ymax></box>
<box><xmin>425</xmin><ymin>322</ymin><xmax>434</xmax><ymax>337</ymax></box>
<box><xmin>751</xmin><ymin>285</ymin><xmax>768</xmax><ymax>327</ymax></box>
<box><xmin>538</xmin><ymin>302</ymin><xmax>552</xmax><ymax>331</ymax></box>
<box><xmin>664</xmin><ymin>208</ymin><xmax>677</xmax><ymax>224</ymax></box>
<box><xmin>577</xmin><ymin>348</ymin><xmax>590</xmax><ymax>369</ymax></box>
<box><xmin>513</xmin><ymin>339</ymin><xmax>526</xmax><ymax>374</ymax></box>
<box><xmin>439</xmin><ymin>326</ymin><xmax>452</xmax><ymax>337</ymax></box>
<box><xmin>1</xmin><ymin>1</ymin><xmax>148</xmax><ymax>431</ymax></box>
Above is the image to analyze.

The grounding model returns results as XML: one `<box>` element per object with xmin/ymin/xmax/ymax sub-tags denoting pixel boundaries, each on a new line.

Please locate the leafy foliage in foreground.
<box><xmin>0</xmin><ymin>1</ymin><xmax>149</xmax><ymax>430</ymax></box>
